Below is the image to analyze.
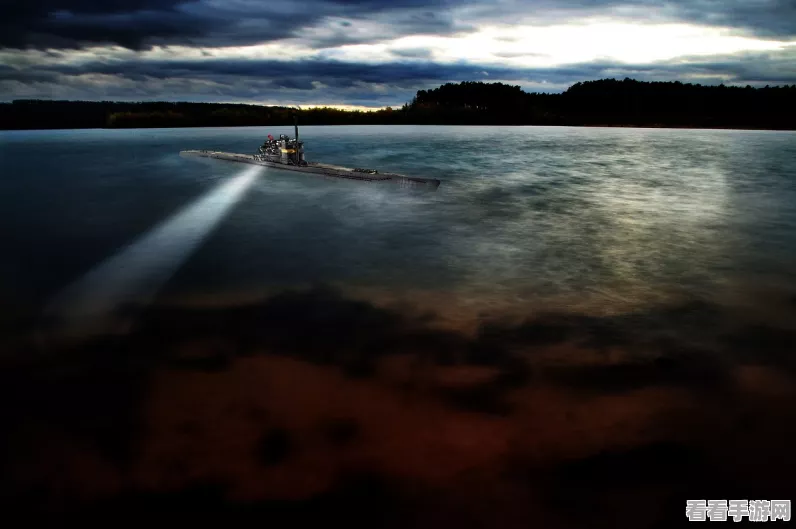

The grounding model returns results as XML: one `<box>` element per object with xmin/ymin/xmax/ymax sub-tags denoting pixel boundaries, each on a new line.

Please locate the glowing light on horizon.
<box><xmin>41</xmin><ymin>165</ymin><xmax>262</xmax><ymax>343</ymax></box>
<box><xmin>10</xmin><ymin>20</ymin><xmax>790</xmax><ymax>73</ymax></box>
<box><xmin>323</xmin><ymin>22</ymin><xmax>793</xmax><ymax>67</ymax></box>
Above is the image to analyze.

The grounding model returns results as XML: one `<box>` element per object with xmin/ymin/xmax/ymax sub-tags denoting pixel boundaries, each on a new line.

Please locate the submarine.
<box><xmin>180</xmin><ymin>117</ymin><xmax>441</xmax><ymax>189</ymax></box>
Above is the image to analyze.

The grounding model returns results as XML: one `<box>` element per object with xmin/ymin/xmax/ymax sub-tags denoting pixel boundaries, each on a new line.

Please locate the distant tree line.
<box><xmin>401</xmin><ymin>79</ymin><xmax>796</xmax><ymax>129</ymax></box>
<box><xmin>1</xmin><ymin>78</ymin><xmax>794</xmax><ymax>130</ymax></box>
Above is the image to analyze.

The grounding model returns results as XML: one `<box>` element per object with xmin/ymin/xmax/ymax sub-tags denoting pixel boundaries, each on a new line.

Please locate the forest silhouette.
<box><xmin>2</xmin><ymin>78</ymin><xmax>794</xmax><ymax>130</ymax></box>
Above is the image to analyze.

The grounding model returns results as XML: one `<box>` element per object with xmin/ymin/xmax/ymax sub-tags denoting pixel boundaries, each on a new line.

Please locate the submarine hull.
<box><xmin>180</xmin><ymin>150</ymin><xmax>440</xmax><ymax>188</ymax></box>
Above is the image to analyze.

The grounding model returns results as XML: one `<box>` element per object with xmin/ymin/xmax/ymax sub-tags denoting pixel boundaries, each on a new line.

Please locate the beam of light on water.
<box><xmin>41</xmin><ymin>165</ymin><xmax>262</xmax><ymax>343</ymax></box>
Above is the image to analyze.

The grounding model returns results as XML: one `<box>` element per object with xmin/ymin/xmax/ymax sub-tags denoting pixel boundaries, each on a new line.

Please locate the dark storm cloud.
<box><xmin>581</xmin><ymin>47</ymin><xmax>796</xmax><ymax>85</ymax></box>
<box><xmin>103</xmin><ymin>46</ymin><xmax>796</xmax><ymax>86</ymax></box>
<box><xmin>3</xmin><ymin>46</ymin><xmax>793</xmax><ymax>106</ymax></box>
<box><xmin>32</xmin><ymin>57</ymin><xmax>519</xmax><ymax>84</ymax></box>
<box><xmin>2</xmin><ymin>0</ymin><xmax>794</xmax><ymax>51</ymax></box>
<box><xmin>472</xmin><ymin>0</ymin><xmax>796</xmax><ymax>38</ymax></box>
<box><xmin>0</xmin><ymin>0</ymin><xmax>464</xmax><ymax>50</ymax></box>
<box><xmin>1</xmin><ymin>0</ymin><xmax>210</xmax><ymax>49</ymax></box>
<box><xmin>269</xmin><ymin>78</ymin><xmax>317</xmax><ymax>91</ymax></box>
<box><xmin>665</xmin><ymin>0</ymin><xmax>796</xmax><ymax>38</ymax></box>
<box><xmin>0</xmin><ymin>56</ymin><xmax>534</xmax><ymax>105</ymax></box>
<box><xmin>0</xmin><ymin>58</ymin><xmax>512</xmax><ymax>104</ymax></box>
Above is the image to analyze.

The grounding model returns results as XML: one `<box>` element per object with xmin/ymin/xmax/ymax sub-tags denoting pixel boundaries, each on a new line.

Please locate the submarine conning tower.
<box><xmin>255</xmin><ymin>115</ymin><xmax>306</xmax><ymax>166</ymax></box>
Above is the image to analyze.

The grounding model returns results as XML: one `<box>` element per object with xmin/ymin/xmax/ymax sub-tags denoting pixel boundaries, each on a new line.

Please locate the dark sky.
<box><xmin>2</xmin><ymin>0</ymin><xmax>795</xmax><ymax>107</ymax></box>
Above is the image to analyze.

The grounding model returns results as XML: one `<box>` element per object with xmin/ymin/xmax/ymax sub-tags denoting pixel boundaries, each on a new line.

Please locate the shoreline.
<box><xmin>2</xmin><ymin>123</ymin><xmax>795</xmax><ymax>132</ymax></box>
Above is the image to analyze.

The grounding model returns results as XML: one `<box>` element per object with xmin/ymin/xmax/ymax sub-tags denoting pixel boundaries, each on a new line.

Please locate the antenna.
<box><xmin>293</xmin><ymin>106</ymin><xmax>301</xmax><ymax>165</ymax></box>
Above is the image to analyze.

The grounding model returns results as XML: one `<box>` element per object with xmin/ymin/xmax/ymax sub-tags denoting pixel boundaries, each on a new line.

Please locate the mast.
<box><xmin>292</xmin><ymin>106</ymin><xmax>303</xmax><ymax>165</ymax></box>
<box><xmin>293</xmin><ymin>113</ymin><xmax>299</xmax><ymax>165</ymax></box>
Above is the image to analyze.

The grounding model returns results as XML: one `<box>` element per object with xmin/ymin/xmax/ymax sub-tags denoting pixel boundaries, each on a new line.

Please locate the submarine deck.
<box><xmin>180</xmin><ymin>150</ymin><xmax>440</xmax><ymax>188</ymax></box>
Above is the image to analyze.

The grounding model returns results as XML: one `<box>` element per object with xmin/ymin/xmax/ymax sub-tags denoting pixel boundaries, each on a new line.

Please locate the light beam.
<box><xmin>41</xmin><ymin>165</ymin><xmax>262</xmax><ymax>343</ymax></box>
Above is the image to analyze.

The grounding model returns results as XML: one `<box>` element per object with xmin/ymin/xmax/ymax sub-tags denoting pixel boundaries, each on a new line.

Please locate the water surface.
<box><xmin>3</xmin><ymin>125</ymin><xmax>796</xmax><ymax>524</ymax></box>
<box><xmin>2</xmin><ymin>125</ymin><xmax>795</xmax><ymax>327</ymax></box>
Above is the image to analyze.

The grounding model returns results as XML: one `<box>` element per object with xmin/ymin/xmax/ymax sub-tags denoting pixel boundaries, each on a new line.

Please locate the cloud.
<box><xmin>390</xmin><ymin>48</ymin><xmax>434</xmax><ymax>59</ymax></box>
<box><xmin>3</xmin><ymin>0</ymin><xmax>795</xmax><ymax>52</ymax></box>
<box><xmin>1</xmin><ymin>0</ymin><xmax>794</xmax><ymax>104</ymax></box>
<box><xmin>461</xmin><ymin>0</ymin><xmax>796</xmax><ymax>39</ymax></box>
<box><xmin>1</xmin><ymin>0</ymin><xmax>209</xmax><ymax>49</ymax></box>
<box><xmin>0</xmin><ymin>57</ymin><xmax>511</xmax><ymax>105</ymax></box>
<box><xmin>0</xmin><ymin>0</ymin><xmax>468</xmax><ymax>50</ymax></box>
<box><xmin>665</xmin><ymin>0</ymin><xmax>796</xmax><ymax>38</ymax></box>
<box><xmin>1</xmin><ymin>45</ymin><xmax>794</xmax><ymax>106</ymax></box>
